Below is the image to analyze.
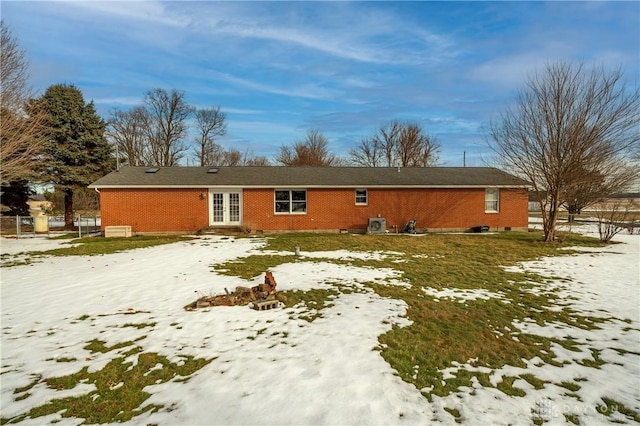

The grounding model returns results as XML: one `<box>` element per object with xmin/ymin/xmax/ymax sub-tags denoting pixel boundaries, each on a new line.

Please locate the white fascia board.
<box><xmin>90</xmin><ymin>184</ymin><xmax>530</xmax><ymax>189</ymax></box>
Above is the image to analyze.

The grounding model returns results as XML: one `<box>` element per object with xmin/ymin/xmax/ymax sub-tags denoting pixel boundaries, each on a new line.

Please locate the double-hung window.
<box><xmin>275</xmin><ymin>190</ymin><xmax>307</xmax><ymax>214</ymax></box>
<box><xmin>355</xmin><ymin>189</ymin><xmax>368</xmax><ymax>205</ymax></box>
<box><xmin>485</xmin><ymin>188</ymin><xmax>499</xmax><ymax>212</ymax></box>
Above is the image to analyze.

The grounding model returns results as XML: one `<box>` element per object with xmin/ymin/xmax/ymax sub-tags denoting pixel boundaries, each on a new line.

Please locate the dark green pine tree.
<box><xmin>35</xmin><ymin>84</ymin><xmax>114</xmax><ymax>229</ymax></box>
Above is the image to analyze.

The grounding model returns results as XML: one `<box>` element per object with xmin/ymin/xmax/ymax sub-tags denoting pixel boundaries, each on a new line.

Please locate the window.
<box><xmin>355</xmin><ymin>189</ymin><xmax>368</xmax><ymax>205</ymax></box>
<box><xmin>485</xmin><ymin>188</ymin><xmax>499</xmax><ymax>212</ymax></box>
<box><xmin>275</xmin><ymin>190</ymin><xmax>307</xmax><ymax>214</ymax></box>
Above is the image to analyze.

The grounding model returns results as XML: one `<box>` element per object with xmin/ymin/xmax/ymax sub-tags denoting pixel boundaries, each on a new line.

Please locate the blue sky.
<box><xmin>2</xmin><ymin>1</ymin><xmax>638</xmax><ymax>166</ymax></box>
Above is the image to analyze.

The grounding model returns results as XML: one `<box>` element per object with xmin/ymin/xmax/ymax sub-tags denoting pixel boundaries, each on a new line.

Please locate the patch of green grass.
<box><xmin>47</xmin><ymin>233</ymin><xmax>79</xmax><ymax>240</ymax></box>
<box><xmin>2</xmin><ymin>348</ymin><xmax>212</xmax><ymax>425</ymax></box>
<box><xmin>41</xmin><ymin>235</ymin><xmax>192</xmax><ymax>257</ymax></box>
<box><xmin>214</xmin><ymin>254</ymin><xmax>297</xmax><ymax>279</ymax></box>
<box><xmin>122</xmin><ymin>322</ymin><xmax>156</xmax><ymax>329</ymax></box>
<box><xmin>552</xmin><ymin>337</ymin><xmax>584</xmax><ymax>352</ymax></box>
<box><xmin>496</xmin><ymin>376</ymin><xmax>527</xmax><ymax>397</ymax></box>
<box><xmin>14</xmin><ymin>392</ymin><xmax>31</xmax><ymax>402</ymax></box>
<box><xmin>444</xmin><ymin>407</ymin><xmax>462</xmax><ymax>423</ymax></box>
<box><xmin>277</xmin><ymin>288</ymin><xmax>340</xmax><ymax>322</ymax></box>
<box><xmin>1</xmin><ymin>236</ymin><xmax>191</xmax><ymax>269</ymax></box>
<box><xmin>557</xmin><ymin>381</ymin><xmax>581</xmax><ymax>392</ymax></box>
<box><xmin>55</xmin><ymin>357</ymin><xmax>77</xmax><ymax>363</ymax></box>
<box><xmin>597</xmin><ymin>397</ymin><xmax>640</xmax><ymax>422</ymax></box>
<box><xmin>578</xmin><ymin>348</ymin><xmax>606</xmax><ymax>368</ymax></box>
<box><xmin>612</xmin><ymin>347</ymin><xmax>640</xmax><ymax>356</ymax></box>
<box><xmin>13</xmin><ymin>375</ymin><xmax>42</xmax><ymax>395</ymax></box>
<box><xmin>565</xmin><ymin>413</ymin><xmax>580</xmax><ymax>424</ymax></box>
<box><xmin>83</xmin><ymin>339</ymin><xmax>134</xmax><ymax>354</ymax></box>
<box><xmin>520</xmin><ymin>374</ymin><xmax>548</xmax><ymax>390</ymax></box>
<box><xmin>279</xmin><ymin>288</ymin><xmax>340</xmax><ymax>310</ymax></box>
<box><xmin>0</xmin><ymin>259</ymin><xmax>35</xmax><ymax>268</ymax></box>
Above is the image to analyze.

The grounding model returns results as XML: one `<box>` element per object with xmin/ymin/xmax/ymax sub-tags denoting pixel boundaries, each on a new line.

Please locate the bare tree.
<box><xmin>242</xmin><ymin>150</ymin><xmax>270</xmax><ymax>166</ymax></box>
<box><xmin>276</xmin><ymin>130</ymin><xmax>340</xmax><ymax>166</ymax></box>
<box><xmin>561</xmin><ymin>166</ymin><xmax>637</xmax><ymax>222</ymax></box>
<box><xmin>193</xmin><ymin>106</ymin><xmax>227</xmax><ymax>166</ymax></box>
<box><xmin>350</xmin><ymin>121</ymin><xmax>440</xmax><ymax>167</ymax></box>
<box><xmin>0</xmin><ymin>22</ymin><xmax>45</xmax><ymax>184</ymax></box>
<box><xmin>594</xmin><ymin>197</ymin><xmax>636</xmax><ymax>243</ymax></box>
<box><xmin>489</xmin><ymin>62</ymin><xmax>640</xmax><ymax>242</ymax></box>
<box><xmin>350</xmin><ymin>136</ymin><xmax>383</xmax><ymax>167</ymax></box>
<box><xmin>397</xmin><ymin>124</ymin><xmax>440</xmax><ymax>166</ymax></box>
<box><xmin>143</xmin><ymin>88</ymin><xmax>194</xmax><ymax>167</ymax></box>
<box><xmin>106</xmin><ymin>106</ymin><xmax>150</xmax><ymax>167</ymax></box>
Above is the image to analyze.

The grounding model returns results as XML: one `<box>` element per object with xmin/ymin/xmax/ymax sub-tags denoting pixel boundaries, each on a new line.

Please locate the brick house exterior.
<box><xmin>89</xmin><ymin>166</ymin><xmax>530</xmax><ymax>234</ymax></box>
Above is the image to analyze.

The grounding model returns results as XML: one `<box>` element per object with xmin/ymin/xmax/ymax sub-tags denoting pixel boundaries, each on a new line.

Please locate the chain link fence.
<box><xmin>0</xmin><ymin>215</ymin><xmax>101</xmax><ymax>238</ymax></box>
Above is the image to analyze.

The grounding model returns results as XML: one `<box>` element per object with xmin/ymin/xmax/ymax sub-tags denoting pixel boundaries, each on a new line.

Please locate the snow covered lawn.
<box><xmin>1</xmin><ymin>228</ymin><xmax>638</xmax><ymax>425</ymax></box>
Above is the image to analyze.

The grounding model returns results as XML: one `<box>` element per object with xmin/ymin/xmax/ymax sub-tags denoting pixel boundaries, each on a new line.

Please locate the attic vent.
<box><xmin>207</xmin><ymin>168</ymin><xmax>219</xmax><ymax>174</ymax></box>
<box><xmin>145</xmin><ymin>167</ymin><xmax>159</xmax><ymax>173</ymax></box>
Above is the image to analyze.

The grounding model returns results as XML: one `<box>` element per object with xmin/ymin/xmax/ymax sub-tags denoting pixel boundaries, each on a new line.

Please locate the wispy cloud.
<box><xmin>2</xmin><ymin>1</ymin><xmax>636</xmax><ymax>164</ymax></box>
<box><xmin>70</xmin><ymin>1</ymin><xmax>189</xmax><ymax>29</ymax></box>
<box><xmin>207</xmin><ymin>71</ymin><xmax>339</xmax><ymax>101</ymax></box>
<box><xmin>92</xmin><ymin>96</ymin><xmax>144</xmax><ymax>107</ymax></box>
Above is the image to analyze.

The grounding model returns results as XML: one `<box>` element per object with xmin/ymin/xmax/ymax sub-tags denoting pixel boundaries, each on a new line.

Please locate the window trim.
<box><xmin>355</xmin><ymin>188</ymin><xmax>368</xmax><ymax>206</ymax></box>
<box><xmin>274</xmin><ymin>189</ymin><xmax>307</xmax><ymax>215</ymax></box>
<box><xmin>485</xmin><ymin>188</ymin><xmax>500</xmax><ymax>213</ymax></box>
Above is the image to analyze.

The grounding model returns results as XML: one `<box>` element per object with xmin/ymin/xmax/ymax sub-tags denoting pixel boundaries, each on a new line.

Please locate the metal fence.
<box><xmin>0</xmin><ymin>215</ymin><xmax>101</xmax><ymax>238</ymax></box>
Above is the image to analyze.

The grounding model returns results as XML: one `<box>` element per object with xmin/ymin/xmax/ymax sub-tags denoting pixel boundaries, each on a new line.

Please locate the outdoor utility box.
<box><xmin>368</xmin><ymin>218</ymin><xmax>386</xmax><ymax>234</ymax></box>
<box><xmin>34</xmin><ymin>216</ymin><xmax>49</xmax><ymax>233</ymax></box>
<box><xmin>105</xmin><ymin>225</ymin><xmax>132</xmax><ymax>238</ymax></box>
<box><xmin>472</xmin><ymin>225</ymin><xmax>490</xmax><ymax>233</ymax></box>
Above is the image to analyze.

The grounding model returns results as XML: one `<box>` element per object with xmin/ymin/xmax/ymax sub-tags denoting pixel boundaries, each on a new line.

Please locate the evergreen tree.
<box><xmin>0</xmin><ymin>180</ymin><xmax>32</xmax><ymax>216</ymax></box>
<box><xmin>34</xmin><ymin>84</ymin><xmax>113</xmax><ymax>228</ymax></box>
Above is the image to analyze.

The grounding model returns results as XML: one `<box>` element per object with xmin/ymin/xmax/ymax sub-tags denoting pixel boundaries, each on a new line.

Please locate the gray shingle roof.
<box><xmin>89</xmin><ymin>166</ymin><xmax>530</xmax><ymax>188</ymax></box>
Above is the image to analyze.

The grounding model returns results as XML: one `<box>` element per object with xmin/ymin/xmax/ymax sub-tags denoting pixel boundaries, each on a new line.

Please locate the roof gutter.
<box><xmin>88</xmin><ymin>184</ymin><xmax>532</xmax><ymax>190</ymax></box>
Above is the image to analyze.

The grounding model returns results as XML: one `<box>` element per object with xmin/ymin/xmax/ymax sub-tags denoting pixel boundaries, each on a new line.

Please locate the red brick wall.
<box><xmin>243</xmin><ymin>187</ymin><xmax>528</xmax><ymax>232</ymax></box>
<box><xmin>99</xmin><ymin>187</ymin><xmax>528</xmax><ymax>233</ymax></box>
<box><xmin>99</xmin><ymin>188</ymin><xmax>208</xmax><ymax>233</ymax></box>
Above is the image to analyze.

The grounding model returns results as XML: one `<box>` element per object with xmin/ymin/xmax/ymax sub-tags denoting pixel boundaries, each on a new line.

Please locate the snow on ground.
<box><xmin>421</xmin><ymin>287</ymin><xmax>506</xmax><ymax>303</ymax></box>
<box><xmin>1</xmin><ymin>226</ymin><xmax>638</xmax><ymax>425</ymax></box>
<box><xmin>431</xmin><ymin>227</ymin><xmax>640</xmax><ymax>425</ymax></box>
<box><xmin>0</xmin><ymin>235</ymin><xmax>81</xmax><ymax>255</ymax></box>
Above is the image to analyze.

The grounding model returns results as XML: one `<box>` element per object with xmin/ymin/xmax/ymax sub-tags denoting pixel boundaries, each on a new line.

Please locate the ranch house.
<box><xmin>88</xmin><ymin>166</ymin><xmax>530</xmax><ymax>234</ymax></box>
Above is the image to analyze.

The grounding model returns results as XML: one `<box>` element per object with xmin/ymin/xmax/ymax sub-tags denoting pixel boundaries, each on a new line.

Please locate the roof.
<box><xmin>89</xmin><ymin>166</ymin><xmax>531</xmax><ymax>189</ymax></box>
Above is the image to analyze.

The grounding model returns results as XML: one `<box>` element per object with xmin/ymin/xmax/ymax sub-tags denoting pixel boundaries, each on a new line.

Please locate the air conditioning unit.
<box><xmin>368</xmin><ymin>218</ymin><xmax>386</xmax><ymax>234</ymax></box>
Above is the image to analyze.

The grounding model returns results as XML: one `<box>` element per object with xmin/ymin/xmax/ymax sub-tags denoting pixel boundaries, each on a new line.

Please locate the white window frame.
<box><xmin>355</xmin><ymin>189</ymin><xmax>368</xmax><ymax>205</ymax></box>
<box><xmin>274</xmin><ymin>189</ymin><xmax>307</xmax><ymax>215</ymax></box>
<box><xmin>485</xmin><ymin>188</ymin><xmax>500</xmax><ymax>213</ymax></box>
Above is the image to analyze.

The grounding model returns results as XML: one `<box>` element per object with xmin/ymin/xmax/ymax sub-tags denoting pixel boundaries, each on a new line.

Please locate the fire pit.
<box><xmin>186</xmin><ymin>272</ymin><xmax>280</xmax><ymax>311</ymax></box>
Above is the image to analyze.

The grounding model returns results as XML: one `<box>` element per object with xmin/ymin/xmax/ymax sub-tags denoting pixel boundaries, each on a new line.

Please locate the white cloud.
<box><xmin>92</xmin><ymin>96</ymin><xmax>143</xmax><ymax>107</ymax></box>
<box><xmin>207</xmin><ymin>71</ymin><xmax>339</xmax><ymax>101</ymax></box>
<box><xmin>70</xmin><ymin>1</ymin><xmax>189</xmax><ymax>28</ymax></box>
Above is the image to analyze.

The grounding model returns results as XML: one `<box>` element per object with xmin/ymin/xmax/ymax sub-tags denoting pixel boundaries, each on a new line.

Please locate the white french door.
<box><xmin>209</xmin><ymin>190</ymin><xmax>242</xmax><ymax>226</ymax></box>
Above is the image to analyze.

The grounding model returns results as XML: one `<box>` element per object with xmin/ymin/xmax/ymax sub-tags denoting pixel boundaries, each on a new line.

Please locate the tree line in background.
<box><xmin>1</xmin><ymin>21</ymin><xmax>638</xmax><ymax>239</ymax></box>
<box><xmin>108</xmin><ymin>91</ymin><xmax>440</xmax><ymax>168</ymax></box>
<box><xmin>108</xmin><ymin>88</ymin><xmax>270</xmax><ymax>168</ymax></box>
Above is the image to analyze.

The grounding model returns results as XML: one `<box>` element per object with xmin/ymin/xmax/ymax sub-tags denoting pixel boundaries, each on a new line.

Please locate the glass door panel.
<box><xmin>229</xmin><ymin>193</ymin><xmax>240</xmax><ymax>223</ymax></box>
<box><xmin>212</xmin><ymin>193</ymin><xmax>224</xmax><ymax>223</ymax></box>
